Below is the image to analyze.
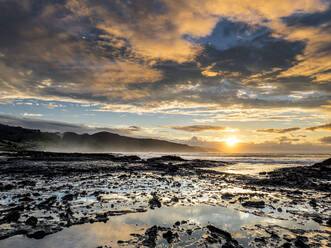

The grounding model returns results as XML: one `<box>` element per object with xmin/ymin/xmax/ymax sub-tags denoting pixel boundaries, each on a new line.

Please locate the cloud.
<box><xmin>0</xmin><ymin>114</ymin><xmax>142</xmax><ymax>136</ymax></box>
<box><xmin>305</xmin><ymin>122</ymin><xmax>331</xmax><ymax>131</ymax></box>
<box><xmin>182</xmin><ymin>135</ymin><xmax>331</xmax><ymax>153</ymax></box>
<box><xmin>274</xmin><ymin>135</ymin><xmax>300</xmax><ymax>143</ymax></box>
<box><xmin>127</xmin><ymin>126</ymin><xmax>144</xmax><ymax>132</ymax></box>
<box><xmin>168</xmin><ymin>125</ymin><xmax>228</xmax><ymax>132</ymax></box>
<box><xmin>256</xmin><ymin>127</ymin><xmax>301</xmax><ymax>133</ymax></box>
<box><xmin>0</xmin><ymin>0</ymin><xmax>330</xmax><ymax>115</ymax></box>
<box><xmin>23</xmin><ymin>113</ymin><xmax>43</xmax><ymax>117</ymax></box>
<box><xmin>319</xmin><ymin>136</ymin><xmax>331</xmax><ymax>144</ymax></box>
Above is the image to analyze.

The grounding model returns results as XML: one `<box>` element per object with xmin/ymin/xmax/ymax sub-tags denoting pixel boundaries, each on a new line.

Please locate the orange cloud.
<box><xmin>67</xmin><ymin>0</ymin><xmax>327</xmax><ymax>64</ymax></box>
<box><xmin>305</xmin><ymin>122</ymin><xmax>331</xmax><ymax>131</ymax></box>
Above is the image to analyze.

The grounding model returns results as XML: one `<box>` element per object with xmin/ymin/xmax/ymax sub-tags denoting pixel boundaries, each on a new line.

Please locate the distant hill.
<box><xmin>0</xmin><ymin>124</ymin><xmax>205</xmax><ymax>152</ymax></box>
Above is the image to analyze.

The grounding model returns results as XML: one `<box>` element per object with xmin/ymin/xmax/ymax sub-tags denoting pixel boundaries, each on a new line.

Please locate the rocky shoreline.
<box><xmin>0</xmin><ymin>151</ymin><xmax>330</xmax><ymax>247</ymax></box>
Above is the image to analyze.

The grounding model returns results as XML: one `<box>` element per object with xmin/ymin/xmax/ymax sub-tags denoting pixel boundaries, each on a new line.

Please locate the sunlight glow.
<box><xmin>225</xmin><ymin>136</ymin><xmax>241</xmax><ymax>146</ymax></box>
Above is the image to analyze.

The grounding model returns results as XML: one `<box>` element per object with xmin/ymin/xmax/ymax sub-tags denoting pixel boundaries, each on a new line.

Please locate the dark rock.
<box><xmin>271</xmin><ymin>233</ymin><xmax>280</xmax><ymax>239</ymax></box>
<box><xmin>19</xmin><ymin>180</ymin><xmax>36</xmax><ymax>187</ymax></box>
<box><xmin>148</xmin><ymin>193</ymin><xmax>161</xmax><ymax>209</ymax></box>
<box><xmin>222</xmin><ymin>242</ymin><xmax>235</xmax><ymax>248</ymax></box>
<box><xmin>312</xmin><ymin>216</ymin><xmax>322</xmax><ymax>224</ymax></box>
<box><xmin>25</xmin><ymin>216</ymin><xmax>38</xmax><ymax>227</ymax></box>
<box><xmin>222</xmin><ymin>193</ymin><xmax>235</xmax><ymax>200</ymax></box>
<box><xmin>242</xmin><ymin>201</ymin><xmax>265</xmax><ymax>208</ymax></box>
<box><xmin>20</xmin><ymin>196</ymin><xmax>33</xmax><ymax>202</ymax></box>
<box><xmin>2</xmin><ymin>210</ymin><xmax>20</xmax><ymax>223</ymax></box>
<box><xmin>206</xmin><ymin>225</ymin><xmax>232</xmax><ymax>240</ymax></box>
<box><xmin>143</xmin><ymin>225</ymin><xmax>158</xmax><ymax>247</ymax></box>
<box><xmin>62</xmin><ymin>194</ymin><xmax>74</xmax><ymax>202</ymax></box>
<box><xmin>309</xmin><ymin>199</ymin><xmax>317</xmax><ymax>207</ymax></box>
<box><xmin>162</xmin><ymin>230</ymin><xmax>178</xmax><ymax>243</ymax></box>
<box><xmin>282</xmin><ymin>242</ymin><xmax>292</xmax><ymax>248</ymax></box>
<box><xmin>38</xmin><ymin>196</ymin><xmax>57</xmax><ymax>208</ymax></box>
<box><xmin>172</xmin><ymin>181</ymin><xmax>181</xmax><ymax>187</ymax></box>
<box><xmin>27</xmin><ymin>230</ymin><xmax>47</xmax><ymax>239</ymax></box>
<box><xmin>0</xmin><ymin>183</ymin><xmax>15</xmax><ymax>191</ymax></box>
<box><xmin>205</xmin><ymin>235</ymin><xmax>219</xmax><ymax>244</ymax></box>
<box><xmin>147</xmin><ymin>156</ymin><xmax>185</xmax><ymax>163</ymax></box>
<box><xmin>294</xmin><ymin>236</ymin><xmax>309</xmax><ymax>248</ymax></box>
<box><xmin>255</xmin><ymin>237</ymin><xmax>266</xmax><ymax>243</ymax></box>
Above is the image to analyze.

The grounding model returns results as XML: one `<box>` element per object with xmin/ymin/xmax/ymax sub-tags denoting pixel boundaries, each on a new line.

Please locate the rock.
<box><xmin>38</xmin><ymin>196</ymin><xmax>57</xmax><ymax>208</ymax></box>
<box><xmin>221</xmin><ymin>193</ymin><xmax>235</xmax><ymax>200</ymax></box>
<box><xmin>326</xmin><ymin>218</ymin><xmax>331</xmax><ymax>226</ymax></box>
<box><xmin>147</xmin><ymin>156</ymin><xmax>185</xmax><ymax>163</ymax></box>
<box><xmin>27</xmin><ymin>230</ymin><xmax>47</xmax><ymax>239</ymax></box>
<box><xmin>206</xmin><ymin>225</ymin><xmax>232</xmax><ymax>240</ymax></box>
<box><xmin>62</xmin><ymin>194</ymin><xmax>74</xmax><ymax>202</ymax></box>
<box><xmin>148</xmin><ymin>193</ymin><xmax>161</xmax><ymax>209</ymax></box>
<box><xmin>241</xmin><ymin>201</ymin><xmax>265</xmax><ymax>208</ymax></box>
<box><xmin>0</xmin><ymin>183</ymin><xmax>15</xmax><ymax>191</ymax></box>
<box><xmin>142</xmin><ymin>225</ymin><xmax>158</xmax><ymax>247</ymax></box>
<box><xmin>222</xmin><ymin>242</ymin><xmax>235</xmax><ymax>248</ymax></box>
<box><xmin>312</xmin><ymin>216</ymin><xmax>322</xmax><ymax>224</ymax></box>
<box><xmin>20</xmin><ymin>196</ymin><xmax>33</xmax><ymax>202</ymax></box>
<box><xmin>294</xmin><ymin>236</ymin><xmax>309</xmax><ymax>248</ymax></box>
<box><xmin>25</xmin><ymin>216</ymin><xmax>38</xmax><ymax>227</ymax></box>
<box><xmin>2</xmin><ymin>210</ymin><xmax>20</xmax><ymax>223</ymax></box>
<box><xmin>96</xmin><ymin>213</ymin><xmax>108</xmax><ymax>223</ymax></box>
<box><xmin>254</xmin><ymin>237</ymin><xmax>266</xmax><ymax>243</ymax></box>
<box><xmin>172</xmin><ymin>181</ymin><xmax>181</xmax><ymax>187</ymax></box>
<box><xmin>162</xmin><ymin>230</ymin><xmax>178</xmax><ymax>243</ymax></box>
<box><xmin>282</xmin><ymin>242</ymin><xmax>292</xmax><ymax>248</ymax></box>
<box><xmin>271</xmin><ymin>233</ymin><xmax>280</xmax><ymax>239</ymax></box>
<box><xmin>19</xmin><ymin>180</ymin><xmax>36</xmax><ymax>187</ymax></box>
<box><xmin>309</xmin><ymin>199</ymin><xmax>317</xmax><ymax>207</ymax></box>
<box><xmin>205</xmin><ymin>235</ymin><xmax>219</xmax><ymax>244</ymax></box>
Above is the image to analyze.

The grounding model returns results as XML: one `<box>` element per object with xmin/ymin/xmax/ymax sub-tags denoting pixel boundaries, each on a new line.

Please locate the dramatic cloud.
<box><xmin>0</xmin><ymin>0</ymin><xmax>330</xmax><ymax>150</ymax></box>
<box><xmin>0</xmin><ymin>0</ymin><xmax>330</xmax><ymax>110</ymax></box>
<box><xmin>256</xmin><ymin>127</ymin><xmax>301</xmax><ymax>134</ymax></box>
<box><xmin>169</xmin><ymin>125</ymin><xmax>228</xmax><ymax>132</ymax></box>
<box><xmin>305</xmin><ymin>122</ymin><xmax>331</xmax><ymax>131</ymax></box>
<box><xmin>0</xmin><ymin>114</ymin><xmax>142</xmax><ymax>136</ymax></box>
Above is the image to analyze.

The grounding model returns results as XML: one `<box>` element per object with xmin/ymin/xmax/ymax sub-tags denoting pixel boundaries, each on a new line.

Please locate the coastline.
<box><xmin>0</xmin><ymin>151</ymin><xmax>330</xmax><ymax>247</ymax></box>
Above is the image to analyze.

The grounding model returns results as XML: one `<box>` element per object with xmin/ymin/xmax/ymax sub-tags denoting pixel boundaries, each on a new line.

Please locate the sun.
<box><xmin>225</xmin><ymin>136</ymin><xmax>240</xmax><ymax>146</ymax></box>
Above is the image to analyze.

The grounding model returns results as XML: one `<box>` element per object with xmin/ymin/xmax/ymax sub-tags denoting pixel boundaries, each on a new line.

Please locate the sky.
<box><xmin>0</xmin><ymin>0</ymin><xmax>330</xmax><ymax>153</ymax></box>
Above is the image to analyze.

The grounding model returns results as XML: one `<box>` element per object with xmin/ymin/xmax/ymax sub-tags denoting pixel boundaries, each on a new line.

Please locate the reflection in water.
<box><xmin>0</xmin><ymin>205</ymin><xmax>322</xmax><ymax>248</ymax></box>
<box><xmin>209</xmin><ymin>162</ymin><xmax>307</xmax><ymax>175</ymax></box>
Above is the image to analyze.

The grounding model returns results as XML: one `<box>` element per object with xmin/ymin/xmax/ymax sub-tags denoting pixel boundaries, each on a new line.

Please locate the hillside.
<box><xmin>0</xmin><ymin>124</ymin><xmax>204</xmax><ymax>152</ymax></box>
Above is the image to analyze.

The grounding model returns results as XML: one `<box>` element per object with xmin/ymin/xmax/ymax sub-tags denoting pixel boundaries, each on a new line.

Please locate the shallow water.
<box><xmin>121</xmin><ymin>152</ymin><xmax>330</xmax><ymax>175</ymax></box>
<box><xmin>208</xmin><ymin>162</ymin><xmax>308</xmax><ymax>175</ymax></box>
<box><xmin>0</xmin><ymin>205</ymin><xmax>324</xmax><ymax>248</ymax></box>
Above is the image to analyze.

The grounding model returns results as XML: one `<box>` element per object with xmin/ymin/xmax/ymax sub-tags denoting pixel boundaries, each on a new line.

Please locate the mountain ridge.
<box><xmin>0</xmin><ymin>123</ymin><xmax>206</xmax><ymax>152</ymax></box>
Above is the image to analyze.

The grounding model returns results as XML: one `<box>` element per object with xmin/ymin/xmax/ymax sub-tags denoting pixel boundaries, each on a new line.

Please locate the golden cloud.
<box><xmin>256</xmin><ymin>127</ymin><xmax>301</xmax><ymax>133</ymax></box>
<box><xmin>305</xmin><ymin>122</ymin><xmax>331</xmax><ymax>131</ymax></box>
<box><xmin>168</xmin><ymin>125</ymin><xmax>229</xmax><ymax>132</ymax></box>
